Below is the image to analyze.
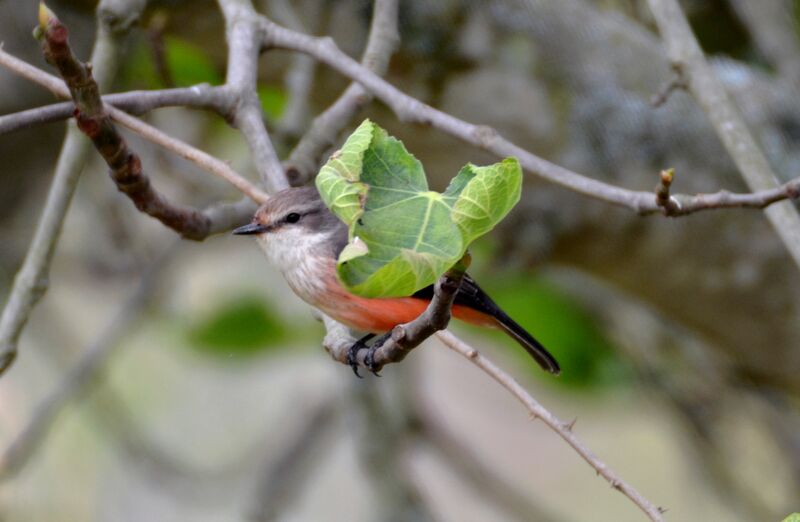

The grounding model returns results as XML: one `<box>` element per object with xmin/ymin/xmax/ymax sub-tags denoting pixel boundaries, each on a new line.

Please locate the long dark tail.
<box><xmin>413</xmin><ymin>274</ymin><xmax>561</xmax><ymax>375</ymax></box>
<box><xmin>492</xmin><ymin>309</ymin><xmax>561</xmax><ymax>375</ymax></box>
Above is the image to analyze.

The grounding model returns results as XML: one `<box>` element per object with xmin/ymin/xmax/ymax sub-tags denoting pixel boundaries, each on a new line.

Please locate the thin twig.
<box><xmin>283</xmin><ymin>0</ymin><xmax>400</xmax><ymax>185</ymax></box>
<box><xmin>728</xmin><ymin>0</ymin><xmax>800</xmax><ymax>82</ymax></box>
<box><xmin>646</xmin><ymin>0</ymin><xmax>800</xmax><ymax>271</ymax></box>
<box><xmin>435</xmin><ymin>330</ymin><xmax>667</xmax><ymax>522</ymax></box>
<box><xmin>217</xmin><ymin>0</ymin><xmax>289</xmax><ymax>193</ymax></box>
<box><xmin>544</xmin><ymin>265</ymin><xmax>775</xmax><ymax>520</ymax></box>
<box><xmin>37</xmin><ymin>6</ymin><xmax>213</xmax><ymax>240</ymax></box>
<box><xmin>0</xmin><ymin>0</ymin><xmax>146</xmax><ymax>377</ymax></box>
<box><xmin>413</xmin><ymin>407</ymin><xmax>564</xmax><ymax>522</ymax></box>
<box><xmin>0</xmin><ymin>244</ymin><xmax>176</xmax><ymax>480</ymax></box>
<box><xmin>249</xmin><ymin>398</ymin><xmax>339</xmax><ymax>521</ymax></box>
<box><xmin>264</xmin><ymin>0</ymin><xmax>320</xmax><ymax>140</ymax></box>
<box><xmin>0</xmin><ymin>85</ymin><xmax>228</xmax><ymax>136</ymax></box>
<box><xmin>348</xmin><ymin>376</ymin><xmax>435</xmax><ymax>522</ymax></box>
<box><xmin>6</xmin><ymin>18</ymin><xmax>800</xmax><ymax>217</ymax></box>
<box><xmin>109</xmin><ymin>109</ymin><xmax>269</xmax><ymax>203</ymax></box>
<box><xmin>0</xmin><ymin>48</ymin><xmax>269</xmax><ymax>204</ymax></box>
<box><xmin>650</xmin><ymin>63</ymin><xmax>687</xmax><ymax>107</ymax></box>
<box><xmin>257</xmin><ymin>14</ymin><xmax>800</xmax><ymax>217</ymax></box>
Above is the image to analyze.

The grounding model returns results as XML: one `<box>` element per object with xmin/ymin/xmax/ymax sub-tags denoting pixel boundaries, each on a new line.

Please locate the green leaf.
<box><xmin>315</xmin><ymin>119</ymin><xmax>522</xmax><ymax>298</ymax></box>
<box><xmin>446</xmin><ymin>159</ymin><xmax>522</xmax><ymax>244</ymax></box>
<box><xmin>783</xmin><ymin>514</ymin><xmax>800</xmax><ymax>522</ymax></box>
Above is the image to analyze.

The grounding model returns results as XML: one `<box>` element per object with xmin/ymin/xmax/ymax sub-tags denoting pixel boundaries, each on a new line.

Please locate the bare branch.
<box><xmin>0</xmin><ymin>49</ymin><xmax>270</xmax><ymax>204</ymax></box>
<box><xmin>435</xmin><ymin>330</ymin><xmax>667</xmax><ymax>522</ymax></box>
<box><xmin>257</xmin><ymin>15</ymin><xmax>800</xmax><ymax>218</ymax></box>
<box><xmin>109</xmin><ymin>109</ymin><xmax>270</xmax><ymax>203</ymax></box>
<box><xmin>646</xmin><ymin>0</ymin><xmax>800</xmax><ymax>271</ymax></box>
<box><xmin>348</xmin><ymin>377</ymin><xmax>435</xmax><ymax>522</ymax></box>
<box><xmin>204</xmin><ymin>196</ymin><xmax>258</xmax><ymax>235</ymax></box>
<box><xmin>0</xmin><ymin>244</ymin><xmax>176</xmax><ymax>480</ymax></box>
<box><xmin>650</xmin><ymin>63</ymin><xmax>687</xmax><ymax>107</ymax></box>
<box><xmin>413</xmin><ymin>407</ymin><xmax>564</xmax><ymax>522</ymax></box>
<box><xmin>0</xmin><ymin>0</ymin><xmax>146</xmax><ymax>377</ymax></box>
<box><xmin>284</xmin><ymin>0</ymin><xmax>400</xmax><ymax>184</ymax></box>
<box><xmin>249</xmin><ymin>399</ymin><xmax>338</xmax><ymax>521</ymax></box>
<box><xmin>669</xmin><ymin>177</ymin><xmax>800</xmax><ymax>215</ymax></box>
<box><xmin>37</xmin><ymin>7</ymin><xmax>214</xmax><ymax>239</ymax></box>
<box><xmin>217</xmin><ymin>0</ymin><xmax>288</xmax><ymax>193</ymax></box>
<box><xmin>263</xmin><ymin>0</ymin><xmax>321</xmax><ymax>140</ymax></box>
<box><xmin>728</xmin><ymin>0</ymin><xmax>800</xmax><ymax>82</ymax></box>
<box><xmin>0</xmin><ymin>85</ymin><xmax>227</xmax><ymax>136</ymax></box>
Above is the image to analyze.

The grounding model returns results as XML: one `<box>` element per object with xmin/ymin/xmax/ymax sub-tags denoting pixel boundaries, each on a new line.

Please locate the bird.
<box><xmin>233</xmin><ymin>186</ymin><xmax>560</xmax><ymax>376</ymax></box>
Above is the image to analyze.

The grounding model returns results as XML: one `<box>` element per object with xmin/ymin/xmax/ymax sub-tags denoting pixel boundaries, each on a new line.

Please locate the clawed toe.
<box><xmin>346</xmin><ymin>332</ymin><xmax>390</xmax><ymax>377</ymax></box>
<box><xmin>347</xmin><ymin>344</ymin><xmax>362</xmax><ymax>378</ymax></box>
<box><xmin>347</xmin><ymin>333</ymin><xmax>375</xmax><ymax>378</ymax></box>
<box><xmin>364</xmin><ymin>347</ymin><xmax>381</xmax><ymax>376</ymax></box>
<box><xmin>364</xmin><ymin>332</ymin><xmax>391</xmax><ymax>376</ymax></box>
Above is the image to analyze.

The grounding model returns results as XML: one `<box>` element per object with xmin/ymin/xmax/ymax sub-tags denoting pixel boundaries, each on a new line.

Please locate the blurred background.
<box><xmin>2</xmin><ymin>0</ymin><xmax>800</xmax><ymax>520</ymax></box>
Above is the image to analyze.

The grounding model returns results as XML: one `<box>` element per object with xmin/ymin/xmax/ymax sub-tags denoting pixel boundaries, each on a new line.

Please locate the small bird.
<box><xmin>233</xmin><ymin>186</ymin><xmax>560</xmax><ymax>376</ymax></box>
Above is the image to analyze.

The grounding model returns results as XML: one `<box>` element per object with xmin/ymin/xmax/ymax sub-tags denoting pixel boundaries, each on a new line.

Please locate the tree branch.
<box><xmin>217</xmin><ymin>0</ymin><xmax>289</xmax><ymax>193</ymax></box>
<box><xmin>348</xmin><ymin>376</ymin><xmax>435</xmax><ymax>522</ymax></box>
<box><xmin>37</xmin><ymin>5</ymin><xmax>214</xmax><ymax>240</ymax></box>
<box><xmin>263</xmin><ymin>0</ymin><xmax>321</xmax><ymax>140</ymax></box>
<box><xmin>646</xmin><ymin>0</ymin><xmax>800</xmax><ymax>271</ymax></box>
<box><xmin>248</xmin><ymin>398</ymin><xmax>339</xmax><ymax>521</ymax></box>
<box><xmin>0</xmin><ymin>85</ymin><xmax>228</xmax><ymax>136</ymax></box>
<box><xmin>727</xmin><ymin>0</ymin><xmax>800</xmax><ymax>82</ymax></box>
<box><xmin>283</xmin><ymin>0</ymin><xmax>400</xmax><ymax>185</ymax></box>
<box><xmin>0</xmin><ymin>0</ymin><xmax>145</xmax><ymax>377</ymax></box>
<box><xmin>434</xmin><ymin>330</ymin><xmax>667</xmax><ymax>522</ymax></box>
<box><xmin>412</xmin><ymin>405</ymin><xmax>564</xmax><ymax>522</ymax></box>
<box><xmin>0</xmin><ymin>48</ymin><xmax>270</xmax><ymax>204</ymax></box>
<box><xmin>0</xmin><ymin>243</ymin><xmax>176</xmax><ymax>480</ymax></box>
<box><xmin>257</xmin><ymin>14</ymin><xmax>800</xmax><ymax>218</ymax></box>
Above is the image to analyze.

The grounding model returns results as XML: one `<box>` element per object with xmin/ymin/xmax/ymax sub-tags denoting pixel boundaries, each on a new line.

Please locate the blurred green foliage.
<box><xmin>161</xmin><ymin>36</ymin><xmax>222</xmax><ymax>86</ymax></box>
<box><xmin>477</xmin><ymin>275</ymin><xmax>628</xmax><ymax>389</ymax></box>
<box><xmin>125</xmin><ymin>36</ymin><xmax>221</xmax><ymax>88</ymax></box>
<box><xmin>187</xmin><ymin>296</ymin><xmax>288</xmax><ymax>358</ymax></box>
<box><xmin>123</xmin><ymin>36</ymin><xmax>286</xmax><ymax>121</ymax></box>
<box><xmin>257</xmin><ymin>85</ymin><xmax>288</xmax><ymax>122</ymax></box>
<box><xmin>782</xmin><ymin>514</ymin><xmax>800</xmax><ymax>522</ymax></box>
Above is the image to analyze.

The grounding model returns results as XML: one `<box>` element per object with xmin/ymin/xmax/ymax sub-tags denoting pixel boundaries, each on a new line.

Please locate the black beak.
<box><xmin>232</xmin><ymin>222</ymin><xmax>269</xmax><ymax>235</ymax></box>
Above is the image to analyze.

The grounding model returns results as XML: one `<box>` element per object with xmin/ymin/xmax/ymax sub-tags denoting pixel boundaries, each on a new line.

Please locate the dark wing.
<box><xmin>413</xmin><ymin>274</ymin><xmax>561</xmax><ymax>374</ymax></box>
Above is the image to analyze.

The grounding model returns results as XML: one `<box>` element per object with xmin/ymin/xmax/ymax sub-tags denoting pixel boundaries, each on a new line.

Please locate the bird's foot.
<box><xmin>364</xmin><ymin>332</ymin><xmax>391</xmax><ymax>376</ymax></box>
<box><xmin>347</xmin><ymin>333</ymin><xmax>375</xmax><ymax>378</ymax></box>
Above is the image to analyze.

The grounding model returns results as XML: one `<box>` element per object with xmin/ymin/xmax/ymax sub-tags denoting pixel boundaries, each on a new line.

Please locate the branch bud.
<box><xmin>659</xmin><ymin>168</ymin><xmax>674</xmax><ymax>187</ymax></box>
<box><xmin>38</xmin><ymin>3</ymin><xmax>57</xmax><ymax>30</ymax></box>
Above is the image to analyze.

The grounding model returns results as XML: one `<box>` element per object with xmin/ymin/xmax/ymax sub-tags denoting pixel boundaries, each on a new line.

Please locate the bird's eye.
<box><xmin>285</xmin><ymin>212</ymin><xmax>301</xmax><ymax>224</ymax></box>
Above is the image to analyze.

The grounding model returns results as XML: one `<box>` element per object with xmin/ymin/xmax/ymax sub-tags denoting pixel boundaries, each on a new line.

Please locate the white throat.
<box><xmin>254</xmin><ymin>229</ymin><xmax>333</xmax><ymax>306</ymax></box>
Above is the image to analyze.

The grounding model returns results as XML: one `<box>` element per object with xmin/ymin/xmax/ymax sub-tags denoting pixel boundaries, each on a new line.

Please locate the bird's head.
<box><xmin>233</xmin><ymin>186</ymin><xmax>347</xmax><ymax>268</ymax></box>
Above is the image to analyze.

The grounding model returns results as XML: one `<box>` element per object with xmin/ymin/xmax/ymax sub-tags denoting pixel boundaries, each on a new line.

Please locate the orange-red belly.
<box><xmin>321</xmin><ymin>295</ymin><xmax>497</xmax><ymax>333</ymax></box>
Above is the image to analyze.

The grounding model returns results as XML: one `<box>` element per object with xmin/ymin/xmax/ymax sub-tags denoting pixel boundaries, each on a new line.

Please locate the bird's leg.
<box><xmin>347</xmin><ymin>333</ymin><xmax>376</xmax><ymax>378</ymax></box>
<box><xmin>364</xmin><ymin>331</ymin><xmax>392</xmax><ymax>376</ymax></box>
